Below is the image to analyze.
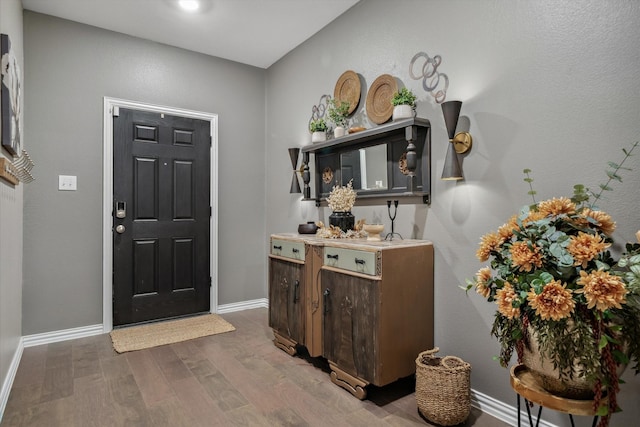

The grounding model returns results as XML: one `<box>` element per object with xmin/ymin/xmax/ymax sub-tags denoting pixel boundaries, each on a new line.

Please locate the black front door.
<box><xmin>113</xmin><ymin>108</ymin><xmax>211</xmax><ymax>326</ymax></box>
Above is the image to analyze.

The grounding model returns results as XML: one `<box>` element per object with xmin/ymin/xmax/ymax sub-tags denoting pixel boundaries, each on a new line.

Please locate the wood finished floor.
<box><xmin>2</xmin><ymin>308</ymin><xmax>509</xmax><ymax>426</ymax></box>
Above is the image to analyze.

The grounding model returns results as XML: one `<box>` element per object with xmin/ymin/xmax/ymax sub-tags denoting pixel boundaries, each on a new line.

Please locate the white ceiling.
<box><xmin>21</xmin><ymin>0</ymin><xmax>360</xmax><ymax>69</ymax></box>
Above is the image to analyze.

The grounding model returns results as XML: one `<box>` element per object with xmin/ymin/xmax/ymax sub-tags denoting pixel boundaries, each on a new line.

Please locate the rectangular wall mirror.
<box><xmin>341</xmin><ymin>145</ymin><xmax>388</xmax><ymax>191</ymax></box>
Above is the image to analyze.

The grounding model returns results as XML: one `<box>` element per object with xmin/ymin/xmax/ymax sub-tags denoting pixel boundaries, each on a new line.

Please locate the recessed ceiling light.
<box><xmin>178</xmin><ymin>0</ymin><xmax>200</xmax><ymax>12</ymax></box>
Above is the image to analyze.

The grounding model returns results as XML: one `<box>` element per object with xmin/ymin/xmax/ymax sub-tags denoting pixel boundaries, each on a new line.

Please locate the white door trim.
<box><xmin>102</xmin><ymin>97</ymin><xmax>219</xmax><ymax>332</ymax></box>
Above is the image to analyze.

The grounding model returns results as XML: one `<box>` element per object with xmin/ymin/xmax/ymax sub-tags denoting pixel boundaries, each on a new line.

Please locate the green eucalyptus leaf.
<box><xmin>530</xmin><ymin>278</ymin><xmax>543</xmax><ymax>286</ymax></box>
<box><xmin>607</xmin><ymin>171</ymin><xmax>622</xmax><ymax>182</ymax></box>
<box><xmin>612</xmin><ymin>349</ymin><xmax>630</xmax><ymax>364</ymax></box>
<box><xmin>538</xmin><ymin>272</ymin><xmax>553</xmax><ymax>283</ymax></box>
<box><xmin>598</xmin><ymin>335</ymin><xmax>608</xmax><ymax>350</ymax></box>
<box><xmin>531</xmin><ymin>283</ymin><xmax>543</xmax><ymax>294</ymax></box>
<box><xmin>460</xmin><ymin>284</ymin><xmax>473</xmax><ymax>293</ymax></box>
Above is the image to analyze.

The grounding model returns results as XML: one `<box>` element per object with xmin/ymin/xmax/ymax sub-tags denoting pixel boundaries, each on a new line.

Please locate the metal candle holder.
<box><xmin>385</xmin><ymin>200</ymin><xmax>402</xmax><ymax>241</ymax></box>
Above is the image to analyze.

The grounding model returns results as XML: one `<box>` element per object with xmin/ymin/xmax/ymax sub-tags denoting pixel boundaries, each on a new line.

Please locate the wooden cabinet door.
<box><xmin>322</xmin><ymin>269</ymin><xmax>379</xmax><ymax>382</ymax></box>
<box><xmin>269</xmin><ymin>258</ymin><xmax>304</xmax><ymax>344</ymax></box>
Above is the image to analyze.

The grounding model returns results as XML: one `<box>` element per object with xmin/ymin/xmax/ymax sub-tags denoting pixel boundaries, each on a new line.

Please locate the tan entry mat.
<box><xmin>110</xmin><ymin>314</ymin><xmax>235</xmax><ymax>353</ymax></box>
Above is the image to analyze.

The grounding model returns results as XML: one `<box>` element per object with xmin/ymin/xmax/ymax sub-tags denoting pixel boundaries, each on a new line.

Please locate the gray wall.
<box><xmin>8</xmin><ymin>1</ymin><xmax>640</xmax><ymax>425</ymax></box>
<box><xmin>22</xmin><ymin>11</ymin><xmax>267</xmax><ymax>334</ymax></box>
<box><xmin>265</xmin><ymin>0</ymin><xmax>640</xmax><ymax>425</ymax></box>
<box><xmin>0</xmin><ymin>0</ymin><xmax>24</xmax><ymax>411</ymax></box>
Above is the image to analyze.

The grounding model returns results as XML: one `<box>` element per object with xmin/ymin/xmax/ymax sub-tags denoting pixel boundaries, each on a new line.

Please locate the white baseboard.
<box><xmin>21</xmin><ymin>299</ymin><xmax>269</xmax><ymax>348</ymax></box>
<box><xmin>216</xmin><ymin>298</ymin><xmax>268</xmax><ymax>313</ymax></box>
<box><xmin>22</xmin><ymin>324</ymin><xmax>104</xmax><ymax>348</ymax></box>
<box><xmin>0</xmin><ymin>337</ymin><xmax>23</xmax><ymax>420</ymax></box>
<box><xmin>471</xmin><ymin>387</ymin><xmax>557</xmax><ymax>427</ymax></box>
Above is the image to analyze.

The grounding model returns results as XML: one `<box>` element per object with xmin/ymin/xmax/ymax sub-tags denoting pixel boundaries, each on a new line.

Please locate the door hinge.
<box><xmin>209</xmin><ymin>136</ymin><xmax>212</xmax><ymax>146</ymax></box>
<box><xmin>209</xmin><ymin>277</ymin><xmax>212</xmax><ymax>287</ymax></box>
<box><xmin>209</xmin><ymin>206</ymin><xmax>212</xmax><ymax>217</ymax></box>
<box><xmin>112</xmin><ymin>106</ymin><xmax>119</xmax><ymax>117</ymax></box>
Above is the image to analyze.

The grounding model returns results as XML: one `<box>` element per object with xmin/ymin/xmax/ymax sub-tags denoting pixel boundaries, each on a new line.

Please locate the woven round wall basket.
<box><xmin>415</xmin><ymin>347</ymin><xmax>471</xmax><ymax>426</ymax></box>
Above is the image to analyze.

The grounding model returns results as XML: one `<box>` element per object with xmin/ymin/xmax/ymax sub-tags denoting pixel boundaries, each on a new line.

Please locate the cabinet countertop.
<box><xmin>271</xmin><ymin>233</ymin><xmax>432</xmax><ymax>250</ymax></box>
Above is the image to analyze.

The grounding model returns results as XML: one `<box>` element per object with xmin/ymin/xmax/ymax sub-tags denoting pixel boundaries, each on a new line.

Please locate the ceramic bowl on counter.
<box><xmin>363</xmin><ymin>223</ymin><xmax>384</xmax><ymax>241</ymax></box>
<box><xmin>298</xmin><ymin>222</ymin><xmax>318</xmax><ymax>234</ymax></box>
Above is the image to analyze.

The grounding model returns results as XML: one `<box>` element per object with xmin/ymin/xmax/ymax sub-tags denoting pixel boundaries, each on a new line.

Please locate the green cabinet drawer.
<box><xmin>271</xmin><ymin>238</ymin><xmax>305</xmax><ymax>261</ymax></box>
<box><xmin>323</xmin><ymin>247</ymin><xmax>378</xmax><ymax>276</ymax></box>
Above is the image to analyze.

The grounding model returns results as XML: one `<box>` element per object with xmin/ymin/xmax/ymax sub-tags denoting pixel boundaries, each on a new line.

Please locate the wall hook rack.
<box><xmin>0</xmin><ymin>149</ymin><xmax>35</xmax><ymax>185</ymax></box>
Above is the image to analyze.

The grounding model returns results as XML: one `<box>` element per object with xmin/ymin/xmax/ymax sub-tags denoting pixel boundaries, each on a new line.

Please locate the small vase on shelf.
<box><xmin>311</xmin><ymin>131</ymin><xmax>326</xmax><ymax>143</ymax></box>
<box><xmin>329</xmin><ymin>211</ymin><xmax>355</xmax><ymax>232</ymax></box>
<box><xmin>392</xmin><ymin>105</ymin><xmax>414</xmax><ymax>121</ymax></box>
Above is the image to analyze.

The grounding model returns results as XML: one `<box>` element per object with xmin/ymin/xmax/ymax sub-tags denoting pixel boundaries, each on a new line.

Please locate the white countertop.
<box><xmin>271</xmin><ymin>232</ymin><xmax>432</xmax><ymax>250</ymax></box>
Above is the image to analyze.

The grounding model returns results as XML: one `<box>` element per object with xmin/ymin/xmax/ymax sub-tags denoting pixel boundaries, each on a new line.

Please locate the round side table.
<box><xmin>509</xmin><ymin>364</ymin><xmax>602</xmax><ymax>427</ymax></box>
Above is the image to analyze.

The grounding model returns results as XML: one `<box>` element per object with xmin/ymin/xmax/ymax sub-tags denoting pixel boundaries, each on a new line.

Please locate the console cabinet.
<box><xmin>269</xmin><ymin>234</ymin><xmax>434</xmax><ymax>399</ymax></box>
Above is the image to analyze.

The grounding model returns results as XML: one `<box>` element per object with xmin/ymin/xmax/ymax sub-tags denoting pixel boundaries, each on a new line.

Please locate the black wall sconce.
<box><xmin>288</xmin><ymin>147</ymin><xmax>302</xmax><ymax>193</ymax></box>
<box><xmin>441</xmin><ymin>100</ymin><xmax>472</xmax><ymax>180</ymax></box>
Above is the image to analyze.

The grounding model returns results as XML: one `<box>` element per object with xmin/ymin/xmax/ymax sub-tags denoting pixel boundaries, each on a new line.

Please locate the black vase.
<box><xmin>329</xmin><ymin>211</ymin><xmax>355</xmax><ymax>232</ymax></box>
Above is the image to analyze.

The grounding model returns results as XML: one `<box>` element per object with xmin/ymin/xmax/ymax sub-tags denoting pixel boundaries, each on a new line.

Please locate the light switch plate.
<box><xmin>58</xmin><ymin>175</ymin><xmax>77</xmax><ymax>191</ymax></box>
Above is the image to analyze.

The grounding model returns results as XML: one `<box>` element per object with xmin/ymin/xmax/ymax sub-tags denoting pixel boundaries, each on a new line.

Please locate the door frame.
<box><xmin>102</xmin><ymin>97</ymin><xmax>218</xmax><ymax>332</ymax></box>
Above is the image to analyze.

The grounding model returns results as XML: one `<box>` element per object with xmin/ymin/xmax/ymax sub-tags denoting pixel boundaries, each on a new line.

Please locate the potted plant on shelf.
<box><xmin>391</xmin><ymin>87</ymin><xmax>417</xmax><ymax>121</ymax></box>
<box><xmin>467</xmin><ymin>142</ymin><xmax>640</xmax><ymax>427</ymax></box>
<box><xmin>309</xmin><ymin>118</ymin><xmax>328</xmax><ymax>143</ymax></box>
<box><xmin>328</xmin><ymin>98</ymin><xmax>351</xmax><ymax>138</ymax></box>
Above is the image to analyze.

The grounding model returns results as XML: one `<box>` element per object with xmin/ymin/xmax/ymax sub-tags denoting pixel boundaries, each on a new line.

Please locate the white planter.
<box><xmin>311</xmin><ymin>131</ymin><xmax>326</xmax><ymax>143</ymax></box>
<box><xmin>392</xmin><ymin>105</ymin><xmax>414</xmax><ymax>121</ymax></box>
<box><xmin>334</xmin><ymin>126</ymin><xmax>346</xmax><ymax>138</ymax></box>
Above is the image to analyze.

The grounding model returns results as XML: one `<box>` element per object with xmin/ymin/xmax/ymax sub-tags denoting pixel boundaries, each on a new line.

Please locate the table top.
<box><xmin>271</xmin><ymin>233</ymin><xmax>433</xmax><ymax>250</ymax></box>
<box><xmin>509</xmin><ymin>365</ymin><xmax>603</xmax><ymax>416</ymax></box>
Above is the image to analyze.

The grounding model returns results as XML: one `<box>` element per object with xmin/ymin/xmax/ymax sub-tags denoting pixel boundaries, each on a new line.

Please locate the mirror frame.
<box><xmin>300</xmin><ymin>117</ymin><xmax>432</xmax><ymax>206</ymax></box>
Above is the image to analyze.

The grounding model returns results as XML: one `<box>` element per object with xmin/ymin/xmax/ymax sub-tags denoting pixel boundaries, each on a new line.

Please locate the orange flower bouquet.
<box><xmin>468</xmin><ymin>142</ymin><xmax>640</xmax><ymax>426</ymax></box>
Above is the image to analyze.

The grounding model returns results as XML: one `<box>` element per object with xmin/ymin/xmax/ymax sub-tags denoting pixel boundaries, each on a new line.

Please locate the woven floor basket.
<box><xmin>415</xmin><ymin>347</ymin><xmax>471</xmax><ymax>426</ymax></box>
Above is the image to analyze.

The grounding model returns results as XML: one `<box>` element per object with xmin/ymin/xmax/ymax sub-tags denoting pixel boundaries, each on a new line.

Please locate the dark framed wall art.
<box><xmin>1</xmin><ymin>33</ymin><xmax>21</xmax><ymax>156</ymax></box>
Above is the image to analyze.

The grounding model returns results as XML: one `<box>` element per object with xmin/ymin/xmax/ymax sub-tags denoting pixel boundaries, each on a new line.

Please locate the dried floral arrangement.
<box><xmin>327</xmin><ymin>179</ymin><xmax>357</xmax><ymax>212</ymax></box>
<box><xmin>316</xmin><ymin>219</ymin><xmax>366</xmax><ymax>239</ymax></box>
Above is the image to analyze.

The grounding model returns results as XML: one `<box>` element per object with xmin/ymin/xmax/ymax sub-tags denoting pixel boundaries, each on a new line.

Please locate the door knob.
<box><xmin>115</xmin><ymin>225</ymin><xmax>125</xmax><ymax>234</ymax></box>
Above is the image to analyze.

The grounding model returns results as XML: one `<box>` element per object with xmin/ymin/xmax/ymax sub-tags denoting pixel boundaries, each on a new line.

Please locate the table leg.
<box><xmin>525</xmin><ymin>398</ymin><xmax>534</xmax><ymax>426</ymax></box>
